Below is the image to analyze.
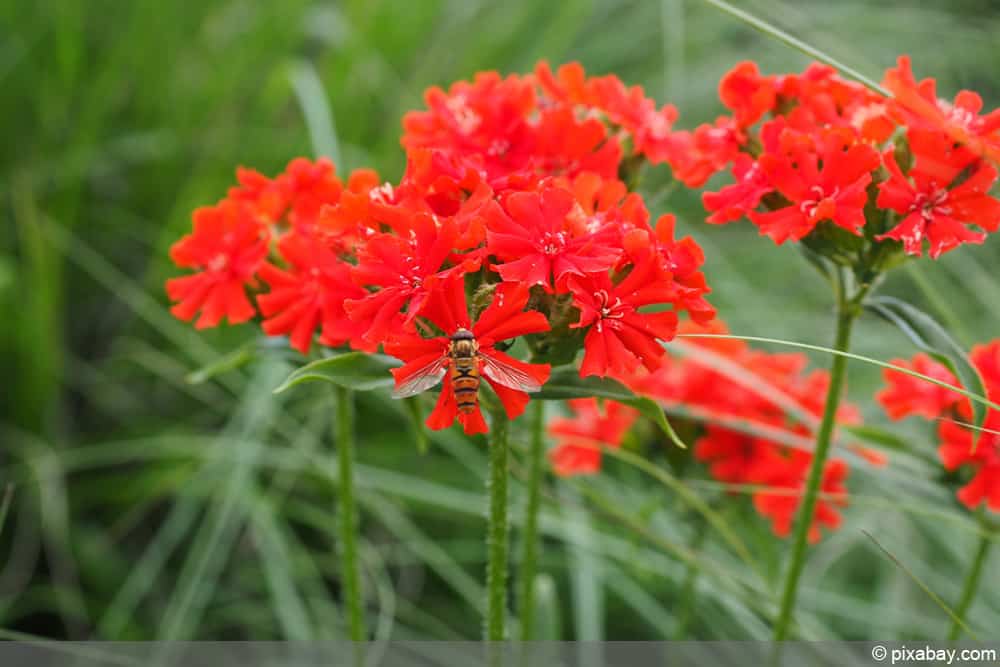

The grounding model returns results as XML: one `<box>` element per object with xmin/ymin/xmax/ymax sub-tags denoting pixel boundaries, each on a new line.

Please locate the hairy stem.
<box><xmin>336</xmin><ymin>386</ymin><xmax>366</xmax><ymax>641</ymax></box>
<box><xmin>486</xmin><ymin>409</ymin><xmax>510</xmax><ymax>641</ymax></box>
<box><xmin>518</xmin><ymin>400</ymin><xmax>545</xmax><ymax>639</ymax></box>
<box><xmin>773</xmin><ymin>276</ymin><xmax>859</xmax><ymax>641</ymax></box>
<box><xmin>948</xmin><ymin>527</ymin><xmax>991</xmax><ymax>640</ymax></box>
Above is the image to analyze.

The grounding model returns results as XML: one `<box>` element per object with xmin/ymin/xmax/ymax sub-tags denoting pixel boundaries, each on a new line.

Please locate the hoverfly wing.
<box><xmin>480</xmin><ymin>352</ymin><xmax>544</xmax><ymax>393</ymax></box>
<box><xmin>391</xmin><ymin>355</ymin><xmax>448</xmax><ymax>399</ymax></box>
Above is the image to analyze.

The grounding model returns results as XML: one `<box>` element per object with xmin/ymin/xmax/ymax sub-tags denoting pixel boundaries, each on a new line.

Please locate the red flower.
<box><xmin>166</xmin><ymin>201</ymin><xmax>268</xmax><ymax>329</ymax></box>
<box><xmin>719</xmin><ymin>61</ymin><xmax>777</xmax><ymax>128</ymax></box>
<box><xmin>568</xmin><ymin>247</ymin><xmax>678</xmax><ymax>379</ymax></box>
<box><xmin>525</xmin><ymin>107</ymin><xmax>622</xmax><ymax>180</ymax></box>
<box><xmin>485</xmin><ymin>186</ymin><xmax>622</xmax><ymax>291</ymax></box>
<box><xmin>753</xmin><ymin>453</ymin><xmax>848</xmax><ymax>543</ymax></box>
<box><xmin>534</xmin><ymin>60</ymin><xmax>681</xmax><ymax>167</ymax></box>
<box><xmin>937</xmin><ymin>416</ymin><xmax>1000</xmax><ymax>511</ymax></box>
<box><xmin>878</xmin><ymin>341</ymin><xmax>1000</xmax><ymax>511</ymax></box>
<box><xmin>648</xmin><ymin>215</ymin><xmax>715</xmax><ymax>324</ymax></box>
<box><xmin>876</xmin><ymin>131</ymin><xmax>1000</xmax><ymax>258</ymax></box>
<box><xmin>227</xmin><ymin>167</ymin><xmax>287</xmax><ymax>224</ymax></box>
<box><xmin>276</xmin><ymin>157</ymin><xmax>347</xmax><ymax>234</ymax></box>
<box><xmin>877</xmin><ymin>353</ymin><xmax>962</xmax><ymax>420</ymax></box>
<box><xmin>548</xmin><ymin>398</ymin><xmax>639</xmax><ymax>476</ymax></box>
<box><xmin>256</xmin><ymin>233</ymin><xmax>371</xmax><ymax>354</ymax></box>
<box><xmin>402</xmin><ymin>71</ymin><xmax>537</xmax><ymax>179</ymax></box>
<box><xmin>384</xmin><ymin>277</ymin><xmax>551</xmax><ymax>435</ymax></box>
<box><xmin>659</xmin><ymin>117</ymin><xmax>744</xmax><ymax>188</ymax></box>
<box><xmin>695</xmin><ymin>426</ymin><xmax>775</xmax><ymax>484</ymax></box>
<box><xmin>750</xmin><ymin>129</ymin><xmax>880</xmax><ymax>243</ymax></box>
<box><xmin>703</xmin><ymin>154</ymin><xmax>773</xmax><ymax>224</ymax></box>
<box><xmin>346</xmin><ymin>213</ymin><xmax>480</xmax><ymax>344</ymax></box>
<box><xmin>883</xmin><ymin>56</ymin><xmax>1000</xmax><ymax>164</ymax></box>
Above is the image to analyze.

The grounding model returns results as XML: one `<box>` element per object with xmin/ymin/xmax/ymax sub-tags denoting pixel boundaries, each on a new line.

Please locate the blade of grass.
<box><xmin>157</xmin><ymin>360</ymin><xmax>288</xmax><ymax>640</ymax></box>
<box><xmin>0</xmin><ymin>484</ymin><xmax>13</xmax><ymax>539</ymax></box>
<box><xmin>862</xmin><ymin>529</ymin><xmax>979</xmax><ymax>639</ymax></box>
<box><xmin>289</xmin><ymin>60</ymin><xmax>342</xmax><ymax>166</ymax></box>
<box><xmin>697</xmin><ymin>0</ymin><xmax>888</xmax><ymax>94</ymax></box>
<box><xmin>601</xmin><ymin>445</ymin><xmax>763</xmax><ymax>581</ymax></box>
<box><xmin>249</xmin><ymin>496</ymin><xmax>314</xmax><ymax>640</ymax></box>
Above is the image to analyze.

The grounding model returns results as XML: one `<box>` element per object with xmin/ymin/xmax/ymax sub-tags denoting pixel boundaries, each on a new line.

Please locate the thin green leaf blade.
<box><xmin>530</xmin><ymin>573</ymin><xmax>562</xmax><ymax>640</ymax></box>
<box><xmin>186</xmin><ymin>344</ymin><xmax>255</xmax><ymax>385</ymax></box>
<box><xmin>535</xmin><ymin>368</ymin><xmax>686</xmax><ymax>448</ymax></box>
<box><xmin>273</xmin><ymin>353</ymin><xmax>400</xmax><ymax>394</ymax></box>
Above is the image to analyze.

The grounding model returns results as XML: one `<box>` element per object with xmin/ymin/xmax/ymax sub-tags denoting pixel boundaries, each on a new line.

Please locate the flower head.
<box><xmin>879</xmin><ymin>341</ymin><xmax>1000</xmax><ymax>512</ymax></box>
<box><xmin>346</xmin><ymin>212</ymin><xmax>480</xmax><ymax>343</ymax></box>
<box><xmin>257</xmin><ymin>233</ymin><xmax>370</xmax><ymax>354</ymax></box>
<box><xmin>568</xmin><ymin>244</ymin><xmax>678</xmax><ymax>380</ymax></box>
<box><xmin>876</xmin><ymin>131</ymin><xmax>1000</xmax><ymax>258</ymax></box>
<box><xmin>750</xmin><ymin>128</ymin><xmax>880</xmax><ymax>243</ymax></box>
<box><xmin>166</xmin><ymin>200</ymin><xmax>269</xmax><ymax>329</ymax></box>
<box><xmin>485</xmin><ymin>186</ymin><xmax>622</xmax><ymax>291</ymax></box>
<box><xmin>884</xmin><ymin>56</ymin><xmax>1000</xmax><ymax>164</ymax></box>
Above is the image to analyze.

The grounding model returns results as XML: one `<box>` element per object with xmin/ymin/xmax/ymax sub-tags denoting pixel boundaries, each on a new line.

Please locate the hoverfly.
<box><xmin>391</xmin><ymin>327</ymin><xmax>544</xmax><ymax>412</ymax></box>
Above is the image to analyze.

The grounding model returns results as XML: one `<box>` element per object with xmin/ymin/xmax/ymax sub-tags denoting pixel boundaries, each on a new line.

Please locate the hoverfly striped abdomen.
<box><xmin>449</xmin><ymin>328</ymin><xmax>480</xmax><ymax>413</ymax></box>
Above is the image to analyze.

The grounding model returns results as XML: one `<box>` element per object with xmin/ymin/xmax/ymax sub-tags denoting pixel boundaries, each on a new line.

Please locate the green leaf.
<box><xmin>535</xmin><ymin>368</ymin><xmax>686</xmax><ymax>449</ymax></box>
<box><xmin>865</xmin><ymin>296</ymin><xmax>989</xmax><ymax>438</ymax></box>
<box><xmin>272</xmin><ymin>352</ymin><xmax>400</xmax><ymax>394</ymax></box>
<box><xmin>185</xmin><ymin>343</ymin><xmax>255</xmax><ymax>384</ymax></box>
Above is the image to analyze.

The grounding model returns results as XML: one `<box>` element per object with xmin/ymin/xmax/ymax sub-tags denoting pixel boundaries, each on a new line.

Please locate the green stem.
<box><xmin>518</xmin><ymin>401</ymin><xmax>545</xmax><ymax>640</ymax></box>
<box><xmin>773</xmin><ymin>275</ymin><xmax>860</xmax><ymax>641</ymax></box>
<box><xmin>335</xmin><ymin>386</ymin><xmax>366</xmax><ymax>641</ymax></box>
<box><xmin>948</xmin><ymin>526</ymin><xmax>992</xmax><ymax>640</ymax></box>
<box><xmin>486</xmin><ymin>409</ymin><xmax>510</xmax><ymax>641</ymax></box>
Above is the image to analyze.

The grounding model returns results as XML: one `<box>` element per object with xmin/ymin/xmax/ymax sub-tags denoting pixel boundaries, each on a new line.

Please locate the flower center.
<box><xmin>487</xmin><ymin>139</ymin><xmax>510</xmax><ymax>156</ymax></box>
<box><xmin>945</xmin><ymin>104</ymin><xmax>978</xmax><ymax>131</ymax></box>
<box><xmin>799</xmin><ymin>185</ymin><xmax>836</xmax><ymax>219</ymax></box>
<box><xmin>445</xmin><ymin>96</ymin><xmax>482</xmax><ymax>135</ymax></box>
<box><xmin>914</xmin><ymin>187</ymin><xmax>951</xmax><ymax>222</ymax></box>
<box><xmin>594</xmin><ymin>289</ymin><xmax>627</xmax><ymax>332</ymax></box>
<box><xmin>371</xmin><ymin>183</ymin><xmax>394</xmax><ymax>204</ymax></box>
<box><xmin>539</xmin><ymin>231</ymin><xmax>568</xmax><ymax>255</ymax></box>
<box><xmin>646</xmin><ymin>113</ymin><xmax>671</xmax><ymax>140</ymax></box>
<box><xmin>207</xmin><ymin>254</ymin><xmax>228</xmax><ymax>272</ymax></box>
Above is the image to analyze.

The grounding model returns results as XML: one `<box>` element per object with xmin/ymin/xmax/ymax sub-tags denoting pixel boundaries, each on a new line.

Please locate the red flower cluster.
<box><xmin>166</xmin><ymin>63</ymin><xmax>714</xmax><ymax>434</ymax></box>
<box><xmin>551</xmin><ymin>321</ymin><xmax>878</xmax><ymax>542</ymax></box>
<box><xmin>878</xmin><ymin>343</ymin><xmax>1000</xmax><ymax>511</ymax></box>
<box><xmin>548</xmin><ymin>398</ymin><xmax>639</xmax><ymax>476</ymax></box>
<box><xmin>677</xmin><ymin>59</ymin><xmax>1000</xmax><ymax>259</ymax></box>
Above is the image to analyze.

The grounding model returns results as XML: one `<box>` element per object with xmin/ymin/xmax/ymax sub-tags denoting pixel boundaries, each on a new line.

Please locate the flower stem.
<box><xmin>335</xmin><ymin>386</ymin><xmax>366</xmax><ymax>642</ymax></box>
<box><xmin>948</xmin><ymin>525</ymin><xmax>992</xmax><ymax>640</ymax></box>
<box><xmin>486</xmin><ymin>408</ymin><xmax>510</xmax><ymax>641</ymax></box>
<box><xmin>518</xmin><ymin>400</ymin><xmax>545</xmax><ymax>640</ymax></box>
<box><xmin>773</xmin><ymin>275</ymin><xmax>859</xmax><ymax>641</ymax></box>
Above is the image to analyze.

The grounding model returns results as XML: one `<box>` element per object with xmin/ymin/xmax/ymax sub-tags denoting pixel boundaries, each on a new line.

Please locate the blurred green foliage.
<box><xmin>1</xmin><ymin>0</ymin><xmax>999</xmax><ymax>641</ymax></box>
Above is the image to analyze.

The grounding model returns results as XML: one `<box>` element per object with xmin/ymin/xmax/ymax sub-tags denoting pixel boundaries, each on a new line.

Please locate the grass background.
<box><xmin>2</xmin><ymin>0</ymin><xmax>1000</xmax><ymax>641</ymax></box>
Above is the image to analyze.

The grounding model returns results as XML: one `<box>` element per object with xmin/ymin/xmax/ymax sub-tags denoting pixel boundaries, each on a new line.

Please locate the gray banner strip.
<box><xmin>0</xmin><ymin>642</ymin><xmax>998</xmax><ymax>667</ymax></box>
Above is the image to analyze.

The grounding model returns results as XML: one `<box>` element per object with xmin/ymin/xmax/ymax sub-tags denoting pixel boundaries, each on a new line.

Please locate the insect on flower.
<box><xmin>384</xmin><ymin>277</ymin><xmax>552</xmax><ymax>434</ymax></box>
<box><xmin>391</xmin><ymin>327</ymin><xmax>545</xmax><ymax>415</ymax></box>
